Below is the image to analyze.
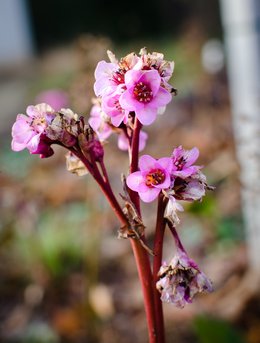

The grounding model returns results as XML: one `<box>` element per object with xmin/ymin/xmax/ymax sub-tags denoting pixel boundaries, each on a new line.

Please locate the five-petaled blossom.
<box><xmin>11</xmin><ymin>103</ymin><xmax>56</xmax><ymax>158</ymax></box>
<box><xmin>119</xmin><ymin>70</ymin><xmax>172</xmax><ymax>125</ymax></box>
<box><xmin>171</xmin><ymin>146</ymin><xmax>201</xmax><ymax>178</ymax></box>
<box><xmin>126</xmin><ymin>154</ymin><xmax>172</xmax><ymax>202</ymax></box>
<box><xmin>156</xmin><ymin>249</ymin><xmax>213</xmax><ymax>308</ymax></box>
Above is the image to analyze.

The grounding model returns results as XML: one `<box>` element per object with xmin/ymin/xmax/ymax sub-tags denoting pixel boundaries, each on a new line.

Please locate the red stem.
<box><xmin>128</xmin><ymin>117</ymin><xmax>159</xmax><ymax>343</ymax></box>
<box><xmin>153</xmin><ymin>194</ymin><xmax>167</xmax><ymax>343</ymax></box>
<box><xmin>72</xmin><ymin>126</ymin><xmax>160</xmax><ymax>342</ymax></box>
<box><xmin>168</xmin><ymin>221</ymin><xmax>187</xmax><ymax>253</ymax></box>
<box><xmin>129</xmin><ymin>117</ymin><xmax>142</xmax><ymax>215</ymax></box>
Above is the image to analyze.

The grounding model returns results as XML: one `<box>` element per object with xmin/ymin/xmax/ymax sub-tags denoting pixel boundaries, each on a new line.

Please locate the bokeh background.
<box><xmin>1</xmin><ymin>0</ymin><xmax>260</xmax><ymax>342</ymax></box>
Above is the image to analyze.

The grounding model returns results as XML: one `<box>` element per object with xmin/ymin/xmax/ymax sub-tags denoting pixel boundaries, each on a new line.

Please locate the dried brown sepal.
<box><xmin>119</xmin><ymin>175</ymin><xmax>154</xmax><ymax>256</ymax></box>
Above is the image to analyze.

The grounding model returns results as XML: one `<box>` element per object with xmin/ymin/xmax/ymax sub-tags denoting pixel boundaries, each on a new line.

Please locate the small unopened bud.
<box><xmin>78</xmin><ymin>133</ymin><xmax>104</xmax><ymax>162</ymax></box>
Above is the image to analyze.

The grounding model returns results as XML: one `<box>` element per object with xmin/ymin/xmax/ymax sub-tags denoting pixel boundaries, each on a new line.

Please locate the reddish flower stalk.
<box><xmin>153</xmin><ymin>194</ymin><xmax>168</xmax><ymax>343</ymax></box>
<box><xmin>128</xmin><ymin>116</ymin><xmax>159</xmax><ymax>343</ymax></box>
<box><xmin>168</xmin><ymin>221</ymin><xmax>187</xmax><ymax>253</ymax></box>
<box><xmin>129</xmin><ymin>117</ymin><xmax>142</xmax><ymax>215</ymax></box>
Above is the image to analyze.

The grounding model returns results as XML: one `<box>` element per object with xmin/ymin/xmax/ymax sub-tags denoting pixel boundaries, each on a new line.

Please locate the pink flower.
<box><xmin>126</xmin><ymin>154</ymin><xmax>172</xmax><ymax>202</ymax></box>
<box><xmin>89</xmin><ymin>103</ymin><xmax>112</xmax><ymax>141</ymax></box>
<box><xmin>102</xmin><ymin>86</ymin><xmax>129</xmax><ymax>127</ymax></box>
<box><xmin>35</xmin><ymin>89</ymin><xmax>69</xmax><ymax>111</ymax></box>
<box><xmin>94</xmin><ymin>61</ymin><xmax>123</xmax><ymax>97</ymax></box>
<box><xmin>171</xmin><ymin>146</ymin><xmax>200</xmax><ymax>178</ymax></box>
<box><xmin>119</xmin><ymin>69</ymin><xmax>172</xmax><ymax>125</ymax></box>
<box><xmin>11</xmin><ymin>103</ymin><xmax>56</xmax><ymax>158</ymax></box>
<box><xmin>156</xmin><ymin>249</ymin><xmax>213</xmax><ymax>308</ymax></box>
<box><xmin>118</xmin><ymin>130</ymin><xmax>148</xmax><ymax>152</ymax></box>
<box><xmin>135</xmin><ymin>48</ymin><xmax>175</xmax><ymax>91</ymax></box>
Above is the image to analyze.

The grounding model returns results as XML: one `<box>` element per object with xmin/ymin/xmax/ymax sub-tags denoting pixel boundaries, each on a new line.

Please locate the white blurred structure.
<box><xmin>0</xmin><ymin>0</ymin><xmax>33</xmax><ymax>66</ymax></box>
<box><xmin>220</xmin><ymin>0</ymin><xmax>260</xmax><ymax>271</ymax></box>
<box><xmin>201</xmin><ymin>39</ymin><xmax>224</xmax><ymax>74</ymax></box>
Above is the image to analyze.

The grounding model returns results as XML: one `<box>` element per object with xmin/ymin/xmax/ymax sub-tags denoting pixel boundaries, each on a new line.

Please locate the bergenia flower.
<box><xmin>102</xmin><ymin>86</ymin><xmax>129</xmax><ymax>127</ymax></box>
<box><xmin>94</xmin><ymin>52</ymin><xmax>140</xmax><ymax>97</ymax></box>
<box><xmin>94</xmin><ymin>61</ymin><xmax>120</xmax><ymax>97</ymax></box>
<box><xmin>136</xmin><ymin>48</ymin><xmax>175</xmax><ymax>91</ymax></box>
<box><xmin>126</xmin><ymin>154</ymin><xmax>172</xmax><ymax>202</ymax></box>
<box><xmin>118</xmin><ymin>130</ymin><xmax>148</xmax><ymax>152</ymax></box>
<box><xmin>119</xmin><ymin>70</ymin><xmax>172</xmax><ymax>125</ymax></box>
<box><xmin>89</xmin><ymin>103</ymin><xmax>112</xmax><ymax>141</ymax></box>
<box><xmin>171</xmin><ymin>146</ymin><xmax>201</xmax><ymax>179</ymax></box>
<box><xmin>156</xmin><ymin>249</ymin><xmax>213</xmax><ymax>308</ymax></box>
<box><xmin>11</xmin><ymin>103</ymin><xmax>56</xmax><ymax>158</ymax></box>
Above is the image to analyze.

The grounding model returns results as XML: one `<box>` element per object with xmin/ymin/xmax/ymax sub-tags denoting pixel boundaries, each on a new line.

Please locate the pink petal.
<box><xmin>156</xmin><ymin>157</ymin><xmax>172</xmax><ymax>172</ymax></box>
<box><xmin>139</xmin><ymin>131</ymin><xmax>148</xmax><ymax>151</ymax></box>
<box><xmin>11</xmin><ymin>119</ymin><xmax>34</xmax><ymax>144</ymax></box>
<box><xmin>173</xmin><ymin>166</ymin><xmax>200</xmax><ymax>178</ymax></box>
<box><xmin>149</xmin><ymin>87</ymin><xmax>172</xmax><ymax>108</ymax></box>
<box><xmin>135</xmin><ymin>106</ymin><xmax>157</xmax><ymax>125</ymax></box>
<box><xmin>139</xmin><ymin>154</ymin><xmax>157</xmax><ymax>171</ymax></box>
<box><xmin>27</xmin><ymin>133</ymin><xmax>41</xmax><ymax>153</ymax></box>
<box><xmin>94</xmin><ymin>60</ymin><xmax>117</xmax><ymax>80</ymax></box>
<box><xmin>172</xmin><ymin>146</ymin><xmax>183</xmax><ymax>160</ymax></box>
<box><xmin>140</xmin><ymin>70</ymin><xmax>161</xmax><ymax>95</ymax></box>
<box><xmin>11</xmin><ymin>139</ymin><xmax>27</xmax><ymax>151</ymax></box>
<box><xmin>118</xmin><ymin>132</ymin><xmax>129</xmax><ymax>151</ymax></box>
<box><xmin>111</xmin><ymin>113</ymin><xmax>125</xmax><ymax>127</ymax></box>
<box><xmin>139</xmin><ymin>188</ymin><xmax>161</xmax><ymax>202</ymax></box>
<box><xmin>94</xmin><ymin>78</ymin><xmax>116</xmax><ymax>97</ymax></box>
<box><xmin>119</xmin><ymin>90</ymin><xmax>144</xmax><ymax>111</ymax></box>
<box><xmin>124</xmin><ymin>70</ymin><xmax>143</xmax><ymax>89</ymax></box>
<box><xmin>98</xmin><ymin>126</ymin><xmax>112</xmax><ymax>141</ymax></box>
<box><xmin>126</xmin><ymin>171</ymin><xmax>144</xmax><ymax>192</ymax></box>
<box><xmin>184</xmin><ymin>147</ymin><xmax>199</xmax><ymax>167</ymax></box>
<box><xmin>26</xmin><ymin>105</ymin><xmax>39</xmax><ymax>118</ymax></box>
<box><xmin>88</xmin><ymin>116</ymin><xmax>102</xmax><ymax>132</ymax></box>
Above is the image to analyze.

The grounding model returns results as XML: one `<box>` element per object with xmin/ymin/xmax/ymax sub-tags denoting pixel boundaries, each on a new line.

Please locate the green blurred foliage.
<box><xmin>14</xmin><ymin>202</ymin><xmax>95</xmax><ymax>279</ymax></box>
<box><xmin>193</xmin><ymin>316</ymin><xmax>246</xmax><ymax>343</ymax></box>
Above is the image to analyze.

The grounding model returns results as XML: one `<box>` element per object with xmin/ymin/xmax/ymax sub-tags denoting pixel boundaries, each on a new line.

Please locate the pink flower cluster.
<box><xmin>127</xmin><ymin>145</ymin><xmax>207</xmax><ymax>204</ymax></box>
<box><xmin>11</xmin><ymin>103</ymin><xmax>103</xmax><ymax>161</ymax></box>
<box><xmin>93</xmin><ymin>48</ymin><xmax>175</xmax><ymax>127</ymax></box>
<box><xmin>88</xmin><ymin>100</ymin><xmax>148</xmax><ymax>152</ymax></box>
<box><xmin>10</xmin><ymin>48</ymin><xmax>214</xmax><ymax>311</ymax></box>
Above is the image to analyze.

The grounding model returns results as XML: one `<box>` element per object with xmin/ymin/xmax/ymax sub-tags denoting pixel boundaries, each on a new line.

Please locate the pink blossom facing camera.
<box><xmin>126</xmin><ymin>154</ymin><xmax>172</xmax><ymax>202</ymax></box>
<box><xmin>119</xmin><ymin>69</ymin><xmax>172</xmax><ymax>125</ymax></box>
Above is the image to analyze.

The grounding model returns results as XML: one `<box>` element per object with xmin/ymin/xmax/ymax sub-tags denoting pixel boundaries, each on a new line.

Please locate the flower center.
<box><xmin>133</xmin><ymin>82</ymin><xmax>153</xmax><ymax>103</ymax></box>
<box><xmin>112</xmin><ymin>69</ymin><xmax>125</xmax><ymax>85</ymax></box>
<box><xmin>145</xmin><ymin>169</ymin><xmax>165</xmax><ymax>187</ymax></box>
<box><xmin>174</xmin><ymin>156</ymin><xmax>186</xmax><ymax>170</ymax></box>
<box><xmin>32</xmin><ymin>116</ymin><xmax>46</xmax><ymax>128</ymax></box>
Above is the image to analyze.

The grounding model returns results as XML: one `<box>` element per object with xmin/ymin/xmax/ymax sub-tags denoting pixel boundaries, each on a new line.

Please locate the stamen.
<box><xmin>145</xmin><ymin>169</ymin><xmax>165</xmax><ymax>187</ymax></box>
<box><xmin>133</xmin><ymin>82</ymin><xmax>153</xmax><ymax>103</ymax></box>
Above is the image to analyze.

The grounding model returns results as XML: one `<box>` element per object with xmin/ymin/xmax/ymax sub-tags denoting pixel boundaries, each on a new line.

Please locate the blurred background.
<box><xmin>1</xmin><ymin>0</ymin><xmax>260</xmax><ymax>342</ymax></box>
